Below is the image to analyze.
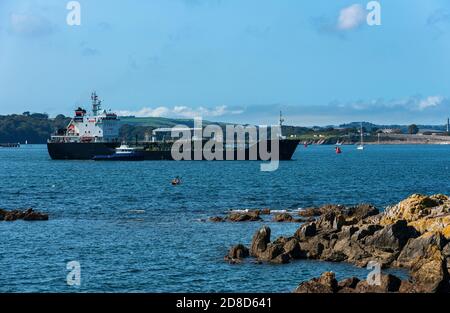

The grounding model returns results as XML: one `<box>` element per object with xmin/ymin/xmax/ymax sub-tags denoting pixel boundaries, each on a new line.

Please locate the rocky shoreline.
<box><xmin>225</xmin><ymin>194</ymin><xmax>450</xmax><ymax>293</ymax></box>
<box><xmin>0</xmin><ymin>208</ymin><xmax>49</xmax><ymax>221</ymax></box>
<box><xmin>209</xmin><ymin>209</ymin><xmax>314</xmax><ymax>223</ymax></box>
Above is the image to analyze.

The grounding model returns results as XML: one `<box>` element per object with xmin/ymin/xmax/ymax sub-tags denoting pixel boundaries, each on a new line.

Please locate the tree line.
<box><xmin>0</xmin><ymin>112</ymin><xmax>155</xmax><ymax>144</ymax></box>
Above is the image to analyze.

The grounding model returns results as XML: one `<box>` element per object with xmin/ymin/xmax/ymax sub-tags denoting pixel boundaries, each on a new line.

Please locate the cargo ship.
<box><xmin>47</xmin><ymin>93</ymin><xmax>299</xmax><ymax>160</ymax></box>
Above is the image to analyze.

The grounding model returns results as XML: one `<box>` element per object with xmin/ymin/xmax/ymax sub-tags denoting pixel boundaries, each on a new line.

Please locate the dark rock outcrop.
<box><xmin>395</xmin><ymin>232</ymin><xmax>449</xmax><ymax>293</ymax></box>
<box><xmin>226</xmin><ymin>194</ymin><xmax>450</xmax><ymax>293</ymax></box>
<box><xmin>209</xmin><ymin>216</ymin><xmax>225</xmax><ymax>222</ymax></box>
<box><xmin>225</xmin><ymin>244</ymin><xmax>250</xmax><ymax>263</ymax></box>
<box><xmin>298</xmin><ymin>208</ymin><xmax>322</xmax><ymax>217</ymax></box>
<box><xmin>250</xmin><ymin>226</ymin><xmax>271</xmax><ymax>257</ymax></box>
<box><xmin>296</xmin><ymin>273</ymin><xmax>403</xmax><ymax>293</ymax></box>
<box><xmin>366</xmin><ymin>220</ymin><xmax>419</xmax><ymax>252</ymax></box>
<box><xmin>294</xmin><ymin>272</ymin><xmax>338</xmax><ymax>293</ymax></box>
<box><xmin>338</xmin><ymin>277</ymin><xmax>360</xmax><ymax>290</ymax></box>
<box><xmin>346</xmin><ymin>204</ymin><xmax>379</xmax><ymax>221</ymax></box>
<box><xmin>354</xmin><ymin>274</ymin><xmax>402</xmax><ymax>293</ymax></box>
<box><xmin>0</xmin><ymin>208</ymin><xmax>48</xmax><ymax>222</ymax></box>
<box><xmin>272</xmin><ymin>213</ymin><xmax>305</xmax><ymax>223</ymax></box>
<box><xmin>227</xmin><ymin>211</ymin><xmax>262</xmax><ymax>222</ymax></box>
<box><xmin>295</xmin><ymin>222</ymin><xmax>317</xmax><ymax>239</ymax></box>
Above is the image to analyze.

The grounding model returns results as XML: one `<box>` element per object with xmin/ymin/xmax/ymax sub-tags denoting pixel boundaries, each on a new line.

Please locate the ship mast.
<box><xmin>279</xmin><ymin>110</ymin><xmax>285</xmax><ymax>139</ymax></box>
<box><xmin>279</xmin><ymin>111</ymin><xmax>285</xmax><ymax>127</ymax></box>
<box><xmin>91</xmin><ymin>92</ymin><xmax>102</xmax><ymax>116</ymax></box>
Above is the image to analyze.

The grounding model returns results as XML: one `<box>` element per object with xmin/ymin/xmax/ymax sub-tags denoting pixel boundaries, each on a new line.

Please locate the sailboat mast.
<box><xmin>360</xmin><ymin>123</ymin><xmax>364</xmax><ymax>146</ymax></box>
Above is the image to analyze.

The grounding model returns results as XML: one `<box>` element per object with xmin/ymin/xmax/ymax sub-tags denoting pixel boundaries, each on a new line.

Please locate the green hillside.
<box><xmin>119</xmin><ymin>116</ymin><xmax>224</xmax><ymax>128</ymax></box>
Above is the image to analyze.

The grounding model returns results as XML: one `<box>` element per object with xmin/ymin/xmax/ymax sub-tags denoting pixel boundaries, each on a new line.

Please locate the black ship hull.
<box><xmin>47</xmin><ymin>142</ymin><xmax>120</xmax><ymax>160</ymax></box>
<box><xmin>47</xmin><ymin>140</ymin><xmax>299</xmax><ymax>161</ymax></box>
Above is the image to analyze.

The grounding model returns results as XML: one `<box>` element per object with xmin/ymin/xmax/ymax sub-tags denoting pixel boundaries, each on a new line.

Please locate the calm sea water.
<box><xmin>1</xmin><ymin>144</ymin><xmax>449</xmax><ymax>292</ymax></box>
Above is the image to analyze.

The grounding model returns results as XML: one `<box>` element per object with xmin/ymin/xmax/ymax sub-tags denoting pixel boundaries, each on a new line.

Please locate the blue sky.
<box><xmin>1</xmin><ymin>0</ymin><xmax>450</xmax><ymax>126</ymax></box>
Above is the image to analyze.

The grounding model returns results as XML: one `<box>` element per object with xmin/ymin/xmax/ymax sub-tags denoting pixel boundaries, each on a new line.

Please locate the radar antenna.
<box><xmin>279</xmin><ymin>111</ymin><xmax>285</xmax><ymax>127</ymax></box>
<box><xmin>91</xmin><ymin>91</ymin><xmax>102</xmax><ymax>116</ymax></box>
<box><xmin>278</xmin><ymin>110</ymin><xmax>286</xmax><ymax>139</ymax></box>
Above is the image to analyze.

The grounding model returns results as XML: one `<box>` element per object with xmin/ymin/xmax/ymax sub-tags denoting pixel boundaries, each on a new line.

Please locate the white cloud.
<box><xmin>343</xmin><ymin>95</ymin><xmax>447</xmax><ymax>112</ymax></box>
<box><xmin>118</xmin><ymin>105</ymin><xmax>242</xmax><ymax>118</ymax></box>
<box><xmin>9</xmin><ymin>13</ymin><xmax>54</xmax><ymax>37</ymax></box>
<box><xmin>117</xmin><ymin>107</ymin><xmax>170</xmax><ymax>117</ymax></box>
<box><xmin>337</xmin><ymin>4</ymin><xmax>366</xmax><ymax>31</ymax></box>
<box><xmin>418</xmin><ymin>96</ymin><xmax>444</xmax><ymax>110</ymax></box>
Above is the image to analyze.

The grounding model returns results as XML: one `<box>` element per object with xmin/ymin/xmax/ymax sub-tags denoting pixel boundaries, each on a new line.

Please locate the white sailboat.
<box><xmin>357</xmin><ymin>123</ymin><xmax>365</xmax><ymax>150</ymax></box>
<box><xmin>356</xmin><ymin>123</ymin><xmax>364</xmax><ymax>150</ymax></box>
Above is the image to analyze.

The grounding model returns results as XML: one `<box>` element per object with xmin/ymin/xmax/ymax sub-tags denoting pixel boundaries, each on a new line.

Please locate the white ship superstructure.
<box><xmin>50</xmin><ymin>92</ymin><xmax>120</xmax><ymax>143</ymax></box>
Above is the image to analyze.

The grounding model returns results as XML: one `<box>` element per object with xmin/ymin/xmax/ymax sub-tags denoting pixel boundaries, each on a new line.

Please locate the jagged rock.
<box><xmin>1</xmin><ymin>208</ymin><xmax>49</xmax><ymax>222</ymax></box>
<box><xmin>23</xmin><ymin>210</ymin><xmax>49</xmax><ymax>221</ymax></box>
<box><xmin>0</xmin><ymin>209</ymin><xmax>6</xmax><ymax>221</ymax></box>
<box><xmin>315</xmin><ymin>212</ymin><xmax>335</xmax><ymax>230</ymax></box>
<box><xmin>226</xmin><ymin>244</ymin><xmax>249</xmax><ymax>260</ymax></box>
<box><xmin>398</xmin><ymin>280</ymin><xmax>421</xmax><ymax>293</ymax></box>
<box><xmin>321</xmin><ymin>249</ymin><xmax>348</xmax><ymax>262</ymax></box>
<box><xmin>270</xmin><ymin>253</ymin><xmax>291</xmax><ymax>264</ymax></box>
<box><xmin>381</xmin><ymin>194</ymin><xmax>448</xmax><ymax>226</ymax></box>
<box><xmin>259</xmin><ymin>243</ymin><xmax>284</xmax><ymax>261</ymax></box>
<box><xmin>298</xmin><ymin>203</ymin><xmax>378</xmax><ymax>224</ymax></box>
<box><xmin>333</xmin><ymin>214</ymin><xmax>346</xmax><ymax>231</ymax></box>
<box><xmin>396</xmin><ymin>231</ymin><xmax>449</xmax><ymax>292</ymax></box>
<box><xmin>261</xmin><ymin>208</ymin><xmax>271</xmax><ymax>215</ymax></box>
<box><xmin>396</xmin><ymin>232</ymin><xmax>446</xmax><ymax>268</ymax></box>
<box><xmin>294</xmin><ymin>272</ymin><xmax>338</xmax><ymax>293</ymax></box>
<box><xmin>366</xmin><ymin>220</ymin><xmax>419</xmax><ymax>252</ymax></box>
<box><xmin>443</xmin><ymin>243</ymin><xmax>450</xmax><ymax>259</ymax></box>
<box><xmin>346</xmin><ymin>204</ymin><xmax>379</xmax><ymax>221</ymax></box>
<box><xmin>351</xmin><ymin>224</ymin><xmax>383</xmax><ymax>242</ymax></box>
<box><xmin>410</xmin><ymin>215</ymin><xmax>450</xmax><ymax>237</ymax></box>
<box><xmin>443</xmin><ymin>243</ymin><xmax>450</xmax><ymax>276</ymax></box>
<box><xmin>409</xmin><ymin>243</ymin><xmax>449</xmax><ymax>293</ymax></box>
<box><xmin>228</xmin><ymin>194</ymin><xmax>450</xmax><ymax>292</ymax></box>
<box><xmin>295</xmin><ymin>222</ymin><xmax>317</xmax><ymax>240</ymax></box>
<box><xmin>295</xmin><ymin>273</ymin><xmax>404</xmax><ymax>293</ymax></box>
<box><xmin>316</xmin><ymin>212</ymin><xmax>345</xmax><ymax>231</ymax></box>
<box><xmin>443</xmin><ymin>242</ymin><xmax>450</xmax><ymax>254</ymax></box>
<box><xmin>338</xmin><ymin>277</ymin><xmax>360</xmax><ymax>290</ymax></box>
<box><xmin>298</xmin><ymin>208</ymin><xmax>321</xmax><ymax>217</ymax></box>
<box><xmin>227</xmin><ymin>259</ymin><xmax>242</xmax><ymax>265</ymax></box>
<box><xmin>273</xmin><ymin>213</ymin><xmax>295</xmax><ymax>222</ymax></box>
<box><xmin>443</xmin><ymin>225</ymin><xmax>450</xmax><ymax>240</ymax></box>
<box><xmin>298</xmin><ymin>235</ymin><xmax>328</xmax><ymax>259</ymax></box>
<box><xmin>227</xmin><ymin>211</ymin><xmax>262</xmax><ymax>222</ymax></box>
<box><xmin>354</xmin><ymin>274</ymin><xmax>402</xmax><ymax>293</ymax></box>
<box><xmin>282</xmin><ymin>237</ymin><xmax>303</xmax><ymax>259</ymax></box>
<box><xmin>4</xmin><ymin>210</ymin><xmax>24</xmax><ymax>221</ymax></box>
<box><xmin>320</xmin><ymin>204</ymin><xmax>346</xmax><ymax>215</ymax></box>
<box><xmin>339</xmin><ymin>225</ymin><xmax>359</xmax><ymax>238</ymax></box>
<box><xmin>209</xmin><ymin>216</ymin><xmax>225</xmax><ymax>222</ymax></box>
<box><xmin>250</xmin><ymin>226</ymin><xmax>271</xmax><ymax>258</ymax></box>
<box><xmin>298</xmin><ymin>204</ymin><xmax>346</xmax><ymax>218</ymax></box>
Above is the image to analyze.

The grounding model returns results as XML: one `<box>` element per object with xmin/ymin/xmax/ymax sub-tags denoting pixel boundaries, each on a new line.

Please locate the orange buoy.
<box><xmin>335</xmin><ymin>147</ymin><xmax>342</xmax><ymax>154</ymax></box>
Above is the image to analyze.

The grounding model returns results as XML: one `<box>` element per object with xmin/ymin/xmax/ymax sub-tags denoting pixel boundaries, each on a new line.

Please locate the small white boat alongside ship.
<box><xmin>93</xmin><ymin>144</ymin><xmax>144</xmax><ymax>161</ymax></box>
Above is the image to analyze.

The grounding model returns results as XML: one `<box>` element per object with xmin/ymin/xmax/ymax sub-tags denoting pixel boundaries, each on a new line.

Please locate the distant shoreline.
<box><xmin>308</xmin><ymin>142</ymin><xmax>450</xmax><ymax>145</ymax></box>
